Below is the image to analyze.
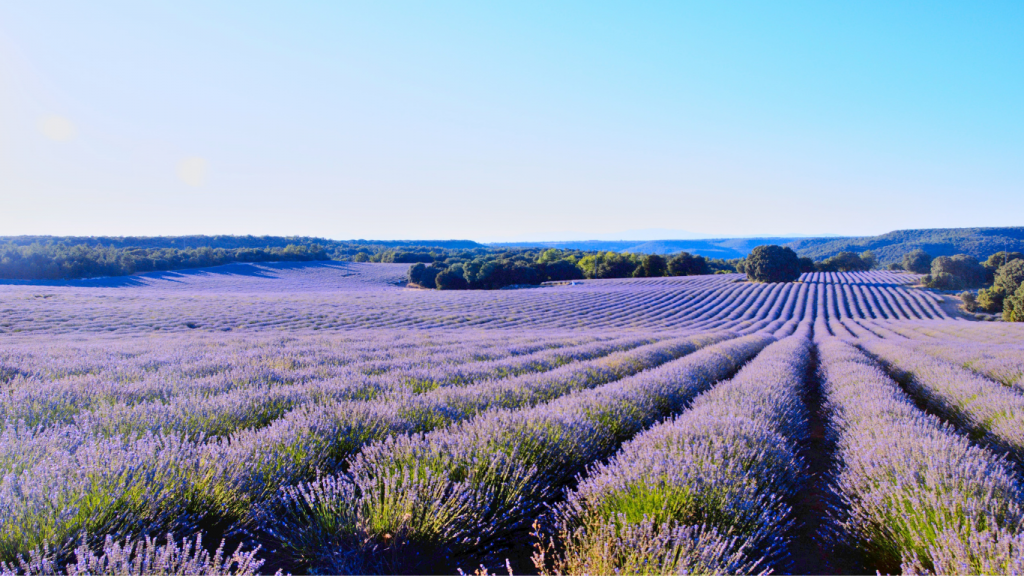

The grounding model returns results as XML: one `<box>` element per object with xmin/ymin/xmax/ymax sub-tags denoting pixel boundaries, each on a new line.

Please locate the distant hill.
<box><xmin>489</xmin><ymin>237</ymin><xmax>802</xmax><ymax>259</ymax></box>
<box><xmin>785</xmin><ymin>227</ymin><xmax>1024</xmax><ymax>264</ymax></box>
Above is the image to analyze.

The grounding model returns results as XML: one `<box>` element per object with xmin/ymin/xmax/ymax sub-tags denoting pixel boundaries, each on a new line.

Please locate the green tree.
<box><xmin>984</xmin><ymin>251</ymin><xmax>1024</xmax><ymax>271</ymax></box>
<box><xmin>745</xmin><ymin>245</ymin><xmax>801</xmax><ymax>283</ymax></box>
<box><xmin>576</xmin><ymin>253</ymin><xmax>600</xmax><ymax>278</ymax></box>
<box><xmin>817</xmin><ymin>251</ymin><xmax>871</xmax><ymax>272</ymax></box>
<box><xmin>925</xmin><ymin>255</ymin><xmax>988</xmax><ymax>290</ymax></box>
<box><xmin>994</xmin><ymin>259</ymin><xmax>1024</xmax><ymax>294</ymax></box>
<box><xmin>537</xmin><ymin>249</ymin><xmax>562</xmax><ymax>264</ymax></box>
<box><xmin>902</xmin><ymin>249</ymin><xmax>933</xmax><ymax>274</ymax></box>
<box><xmin>860</xmin><ymin>250</ymin><xmax>877</xmax><ymax>269</ymax></box>
<box><xmin>977</xmin><ymin>286</ymin><xmax>1007</xmax><ymax>313</ymax></box>
<box><xmin>979</xmin><ymin>260</ymin><xmax>1024</xmax><ymax>313</ymax></box>
<box><xmin>434</xmin><ymin>267</ymin><xmax>468</xmax><ymax>290</ymax></box>
<box><xmin>594</xmin><ymin>253</ymin><xmax>639</xmax><ymax>279</ymax></box>
<box><xmin>578</xmin><ymin>252</ymin><xmax>639</xmax><ymax>279</ymax></box>
<box><xmin>634</xmin><ymin>254</ymin><xmax>668</xmax><ymax>278</ymax></box>
<box><xmin>1005</xmin><ymin>284</ymin><xmax>1024</xmax><ymax>322</ymax></box>
<box><xmin>667</xmin><ymin>252</ymin><xmax>709</xmax><ymax>276</ymax></box>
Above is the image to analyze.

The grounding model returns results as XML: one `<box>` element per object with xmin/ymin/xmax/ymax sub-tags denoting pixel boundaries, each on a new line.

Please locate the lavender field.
<box><xmin>3</xmin><ymin>262</ymin><xmax>1024</xmax><ymax>574</ymax></box>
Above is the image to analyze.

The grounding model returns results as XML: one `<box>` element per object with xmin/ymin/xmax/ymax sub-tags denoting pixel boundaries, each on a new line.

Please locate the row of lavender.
<box><xmin>814</xmin><ymin>316</ymin><xmax>1024</xmax><ymax>572</ymax></box>
<box><xmin>533</xmin><ymin>326</ymin><xmax>1024</xmax><ymax>576</ymax></box>
<box><xmin>858</xmin><ymin>320</ymin><xmax>1024</xmax><ymax>390</ymax></box>
<box><xmin>1</xmin><ymin>269</ymin><xmax>939</xmax><ymax>335</ymax></box>
<box><xmin>826</xmin><ymin>318</ymin><xmax>1024</xmax><ymax>461</ymax></box>
<box><xmin>0</xmin><ymin>332</ymin><xmax>664</xmax><ymax>435</ymax></box>
<box><xmin>1</xmin><ymin>327</ymin><xmax>747</xmax><ymax>573</ymax></box>
<box><xmin>815</xmin><ymin>336</ymin><xmax>1024</xmax><ymax>574</ymax></box>
<box><xmin>537</xmin><ymin>330</ymin><xmax>812</xmax><ymax>574</ymax></box>
<box><xmin>6</xmin><ymin>321</ymin><xmax>1024</xmax><ymax>574</ymax></box>
<box><xmin>265</xmin><ymin>332</ymin><xmax>776</xmax><ymax>573</ymax></box>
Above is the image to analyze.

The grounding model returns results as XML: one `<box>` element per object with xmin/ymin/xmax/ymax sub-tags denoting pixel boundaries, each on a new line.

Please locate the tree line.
<box><xmin>407</xmin><ymin>249</ymin><xmax>740</xmax><ymax>290</ymax></box>
<box><xmin>0</xmin><ymin>242</ymin><xmax>329</xmax><ymax>280</ymax></box>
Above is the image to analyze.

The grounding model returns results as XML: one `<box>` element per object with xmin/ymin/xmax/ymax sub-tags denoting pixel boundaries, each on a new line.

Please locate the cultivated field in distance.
<box><xmin>3</xmin><ymin>261</ymin><xmax>1023</xmax><ymax>575</ymax></box>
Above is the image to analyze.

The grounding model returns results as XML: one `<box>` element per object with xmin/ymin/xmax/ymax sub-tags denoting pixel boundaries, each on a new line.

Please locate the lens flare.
<box><xmin>39</xmin><ymin>115</ymin><xmax>76</xmax><ymax>141</ymax></box>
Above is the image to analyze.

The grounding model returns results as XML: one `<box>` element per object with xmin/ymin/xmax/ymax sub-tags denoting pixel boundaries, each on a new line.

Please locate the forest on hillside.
<box><xmin>787</xmin><ymin>227</ymin><xmax>1024</xmax><ymax>264</ymax></box>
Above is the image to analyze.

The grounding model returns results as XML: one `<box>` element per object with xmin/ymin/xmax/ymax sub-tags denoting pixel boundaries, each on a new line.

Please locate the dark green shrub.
<box><xmin>381</xmin><ymin>250</ymin><xmax>435</xmax><ymax>263</ymax></box>
<box><xmin>902</xmin><ymin>249</ymin><xmax>933</xmax><ymax>274</ymax></box>
<box><xmin>667</xmin><ymin>253</ymin><xmax>709</xmax><ymax>276</ymax></box>
<box><xmin>797</xmin><ymin>257</ymin><xmax>816</xmax><ymax>273</ymax></box>
<box><xmin>407</xmin><ymin>263</ymin><xmax>439</xmax><ymax>288</ymax></box>
<box><xmin>745</xmin><ymin>245</ymin><xmax>801</xmax><ymax>283</ymax></box>
<box><xmin>959</xmin><ymin>291</ymin><xmax>978</xmax><ymax>312</ymax></box>
<box><xmin>539</xmin><ymin>260</ymin><xmax>584</xmax><ymax>282</ymax></box>
<box><xmin>434</xmin><ymin>267</ymin><xmax>468</xmax><ymax>290</ymax></box>
<box><xmin>977</xmin><ymin>286</ymin><xmax>1007</xmax><ymax>313</ymax></box>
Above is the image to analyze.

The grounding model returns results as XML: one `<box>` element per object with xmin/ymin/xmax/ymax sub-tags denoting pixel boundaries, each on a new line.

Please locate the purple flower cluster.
<box><xmin>1</xmin><ymin>533</ymin><xmax>267</xmax><ymax>576</ymax></box>
<box><xmin>541</xmin><ymin>328</ymin><xmax>812</xmax><ymax>575</ymax></box>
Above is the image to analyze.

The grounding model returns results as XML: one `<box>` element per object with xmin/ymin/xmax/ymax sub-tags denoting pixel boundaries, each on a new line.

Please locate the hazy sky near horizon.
<box><xmin>2</xmin><ymin>1</ymin><xmax>1022</xmax><ymax>241</ymax></box>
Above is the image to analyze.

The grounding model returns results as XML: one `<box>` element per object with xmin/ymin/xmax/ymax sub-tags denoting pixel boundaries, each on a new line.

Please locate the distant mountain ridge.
<box><xmin>493</xmin><ymin>227</ymin><xmax>1024</xmax><ymax>264</ymax></box>
<box><xmin>785</xmin><ymin>227</ymin><xmax>1024</xmax><ymax>265</ymax></box>
<box><xmin>489</xmin><ymin>237</ymin><xmax>803</xmax><ymax>259</ymax></box>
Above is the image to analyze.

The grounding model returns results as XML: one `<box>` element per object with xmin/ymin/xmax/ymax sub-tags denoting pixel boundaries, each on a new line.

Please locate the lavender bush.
<box><xmin>539</xmin><ymin>331</ymin><xmax>812</xmax><ymax>575</ymax></box>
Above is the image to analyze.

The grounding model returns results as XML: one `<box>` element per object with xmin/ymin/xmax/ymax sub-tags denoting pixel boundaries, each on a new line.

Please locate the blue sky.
<box><xmin>1</xmin><ymin>1</ymin><xmax>1021</xmax><ymax>241</ymax></box>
